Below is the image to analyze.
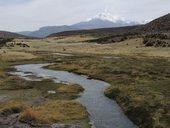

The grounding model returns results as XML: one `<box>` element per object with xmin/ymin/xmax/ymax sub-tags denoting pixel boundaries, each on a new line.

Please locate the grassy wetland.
<box><xmin>0</xmin><ymin>35</ymin><xmax>170</xmax><ymax>128</ymax></box>
<box><xmin>0</xmin><ymin>44</ymin><xmax>90</xmax><ymax>127</ymax></box>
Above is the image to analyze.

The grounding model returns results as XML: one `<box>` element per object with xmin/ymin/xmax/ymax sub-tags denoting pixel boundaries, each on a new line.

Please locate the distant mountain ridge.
<box><xmin>20</xmin><ymin>25</ymin><xmax>78</xmax><ymax>38</ymax></box>
<box><xmin>18</xmin><ymin>12</ymin><xmax>141</xmax><ymax>38</ymax></box>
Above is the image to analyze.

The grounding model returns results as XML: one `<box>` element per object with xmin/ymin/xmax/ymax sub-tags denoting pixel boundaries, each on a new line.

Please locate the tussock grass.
<box><xmin>0</xmin><ymin>100</ymin><xmax>88</xmax><ymax>125</ymax></box>
<box><xmin>19</xmin><ymin>108</ymin><xmax>37</xmax><ymax>123</ymax></box>
<box><xmin>20</xmin><ymin>101</ymin><xmax>88</xmax><ymax>124</ymax></box>
<box><xmin>0</xmin><ymin>101</ymin><xmax>26</xmax><ymax>116</ymax></box>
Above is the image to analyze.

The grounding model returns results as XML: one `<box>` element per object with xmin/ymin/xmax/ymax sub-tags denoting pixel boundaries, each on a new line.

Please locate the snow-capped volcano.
<box><xmin>18</xmin><ymin>12</ymin><xmax>144</xmax><ymax>37</ymax></box>
<box><xmin>87</xmin><ymin>12</ymin><xmax>126</xmax><ymax>23</ymax></box>
<box><xmin>72</xmin><ymin>12</ymin><xmax>140</xmax><ymax>29</ymax></box>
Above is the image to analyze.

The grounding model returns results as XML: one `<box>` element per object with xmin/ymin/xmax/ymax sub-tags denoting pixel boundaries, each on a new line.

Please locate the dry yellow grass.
<box><xmin>19</xmin><ymin>108</ymin><xmax>38</xmax><ymax>123</ymax></box>
<box><xmin>20</xmin><ymin>101</ymin><xmax>88</xmax><ymax>124</ymax></box>
<box><xmin>48</xmin><ymin>35</ymin><xmax>95</xmax><ymax>43</ymax></box>
<box><xmin>0</xmin><ymin>71</ymin><xmax>6</xmax><ymax>78</ymax></box>
<box><xmin>0</xmin><ymin>100</ymin><xmax>26</xmax><ymax>113</ymax></box>
<box><xmin>0</xmin><ymin>50</ymin><xmax>36</xmax><ymax>61</ymax></box>
<box><xmin>11</xmin><ymin>37</ymin><xmax>170</xmax><ymax>58</ymax></box>
<box><xmin>0</xmin><ymin>100</ymin><xmax>88</xmax><ymax>124</ymax></box>
<box><xmin>57</xmin><ymin>84</ymin><xmax>84</xmax><ymax>93</ymax></box>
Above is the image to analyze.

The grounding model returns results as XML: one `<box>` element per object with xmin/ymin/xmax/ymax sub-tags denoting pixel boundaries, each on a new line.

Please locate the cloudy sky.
<box><xmin>0</xmin><ymin>0</ymin><xmax>170</xmax><ymax>32</ymax></box>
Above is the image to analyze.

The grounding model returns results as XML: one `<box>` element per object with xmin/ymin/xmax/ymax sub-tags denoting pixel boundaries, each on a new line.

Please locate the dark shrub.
<box><xmin>0</xmin><ymin>38</ymin><xmax>14</xmax><ymax>47</ymax></box>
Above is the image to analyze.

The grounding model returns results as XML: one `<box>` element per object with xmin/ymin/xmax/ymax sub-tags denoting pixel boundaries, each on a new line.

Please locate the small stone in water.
<box><xmin>48</xmin><ymin>91</ymin><xmax>56</xmax><ymax>94</ymax></box>
<box><xmin>51</xmin><ymin>123</ymin><xmax>81</xmax><ymax>128</ymax></box>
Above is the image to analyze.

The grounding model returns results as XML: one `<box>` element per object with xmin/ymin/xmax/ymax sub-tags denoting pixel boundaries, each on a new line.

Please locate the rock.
<box><xmin>48</xmin><ymin>90</ymin><xmax>56</xmax><ymax>94</ymax></box>
<box><xmin>51</xmin><ymin>123</ymin><xmax>81</xmax><ymax>128</ymax></box>
<box><xmin>89</xmin><ymin>122</ymin><xmax>96</xmax><ymax>128</ymax></box>
<box><xmin>0</xmin><ymin>114</ymin><xmax>19</xmax><ymax>125</ymax></box>
<box><xmin>32</xmin><ymin>97</ymin><xmax>45</xmax><ymax>106</ymax></box>
<box><xmin>0</xmin><ymin>114</ymin><xmax>29</xmax><ymax>128</ymax></box>
<box><xmin>9</xmin><ymin>123</ymin><xmax>30</xmax><ymax>128</ymax></box>
<box><xmin>0</xmin><ymin>95</ymin><xmax>9</xmax><ymax>102</ymax></box>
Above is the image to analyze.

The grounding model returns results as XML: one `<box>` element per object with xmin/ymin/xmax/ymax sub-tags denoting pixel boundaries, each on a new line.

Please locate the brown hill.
<box><xmin>48</xmin><ymin>26</ymin><xmax>140</xmax><ymax>38</ymax></box>
<box><xmin>141</xmin><ymin>13</ymin><xmax>170</xmax><ymax>32</ymax></box>
<box><xmin>0</xmin><ymin>31</ymin><xmax>26</xmax><ymax>38</ymax></box>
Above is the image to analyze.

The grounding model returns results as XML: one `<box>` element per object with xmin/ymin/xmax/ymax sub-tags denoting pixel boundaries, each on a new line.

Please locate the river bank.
<box><xmin>10</xmin><ymin>63</ymin><xmax>137</xmax><ymax>128</ymax></box>
<box><xmin>0</xmin><ymin>59</ymin><xmax>90</xmax><ymax>128</ymax></box>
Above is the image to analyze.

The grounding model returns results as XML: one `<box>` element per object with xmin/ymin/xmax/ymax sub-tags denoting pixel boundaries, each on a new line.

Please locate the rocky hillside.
<box><xmin>141</xmin><ymin>13</ymin><xmax>170</xmax><ymax>32</ymax></box>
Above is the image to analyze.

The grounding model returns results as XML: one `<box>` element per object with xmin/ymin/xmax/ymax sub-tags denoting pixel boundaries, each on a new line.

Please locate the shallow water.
<box><xmin>52</xmin><ymin>52</ymin><xmax>73</xmax><ymax>56</ymax></box>
<box><xmin>11</xmin><ymin>64</ymin><xmax>137</xmax><ymax>128</ymax></box>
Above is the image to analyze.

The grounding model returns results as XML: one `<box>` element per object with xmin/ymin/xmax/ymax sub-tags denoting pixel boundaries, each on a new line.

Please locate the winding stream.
<box><xmin>11</xmin><ymin>64</ymin><xmax>137</xmax><ymax>128</ymax></box>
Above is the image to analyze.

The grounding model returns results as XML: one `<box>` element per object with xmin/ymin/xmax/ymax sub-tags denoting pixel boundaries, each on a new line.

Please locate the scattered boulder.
<box><xmin>143</xmin><ymin>33</ymin><xmax>170</xmax><ymax>47</ymax></box>
<box><xmin>9</xmin><ymin>123</ymin><xmax>30</xmax><ymax>128</ymax></box>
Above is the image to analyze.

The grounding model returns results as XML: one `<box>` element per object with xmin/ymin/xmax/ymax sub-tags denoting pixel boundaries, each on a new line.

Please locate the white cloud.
<box><xmin>0</xmin><ymin>0</ymin><xmax>170</xmax><ymax>31</ymax></box>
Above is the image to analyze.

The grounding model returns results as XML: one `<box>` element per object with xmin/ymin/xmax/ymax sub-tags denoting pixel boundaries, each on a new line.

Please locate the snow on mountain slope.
<box><xmin>72</xmin><ymin>12</ymin><xmax>140</xmax><ymax>29</ymax></box>
<box><xmin>18</xmin><ymin>12</ymin><xmax>144</xmax><ymax>37</ymax></box>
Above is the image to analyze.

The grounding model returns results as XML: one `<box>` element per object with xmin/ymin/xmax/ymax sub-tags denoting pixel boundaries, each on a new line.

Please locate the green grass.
<box><xmin>0</xmin><ymin>101</ymin><xmax>26</xmax><ymax>116</ymax></box>
<box><xmin>33</xmin><ymin>79</ymin><xmax>84</xmax><ymax>100</ymax></box>
<box><xmin>0</xmin><ymin>77</ymin><xmax>84</xmax><ymax>101</ymax></box>
<box><xmin>0</xmin><ymin>76</ymin><xmax>33</xmax><ymax>90</ymax></box>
